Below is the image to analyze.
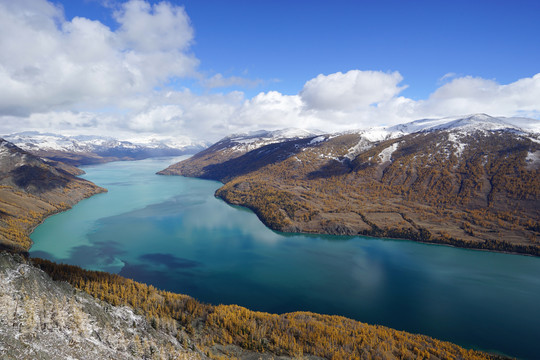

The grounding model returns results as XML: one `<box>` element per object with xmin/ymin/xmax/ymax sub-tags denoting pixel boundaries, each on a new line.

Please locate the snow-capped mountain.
<box><xmin>386</xmin><ymin>113</ymin><xmax>539</xmax><ymax>135</ymax></box>
<box><xmin>4</xmin><ymin>131</ymin><xmax>207</xmax><ymax>153</ymax></box>
<box><xmin>160</xmin><ymin>114</ymin><xmax>540</xmax><ymax>179</ymax></box>
<box><xmin>216</xmin><ymin>128</ymin><xmax>323</xmax><ymax>153</ymax></box>
<box><xmin>159</xmin><ymin>113</ymin><xmax>540</xmax><ymax>256</ymax></box>
<box><xmin>158</xmin><ymin>128</ymin><xmax>322</xmax><ymax>178</ymax></box>
<box><xmin>2</xmin><ymin>132</ymin><xmax>207</xmax><ymax>165</ymax></box>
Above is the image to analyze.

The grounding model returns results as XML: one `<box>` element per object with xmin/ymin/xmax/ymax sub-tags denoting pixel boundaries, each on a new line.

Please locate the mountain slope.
<box><xmin>0</xmin><ymin>252</ymin><xmax>203</xmax><ymax>360</ymax></box>
<box><xmin>30</xmin><ymin>255</ymin><xmax>500</xmax><ymax>360</ymax></box>
<box><xmin>158</xmin><ymin>128</ymin><xmax>321</xmax><ymax>179</ymax></box>
<box><xmin>4</xmin><ymin>132</ymin><xmax>206</xmax><ymax>166</ymax></box>
<box><xmin>0</xmin><ymin>139</ymin><xmax>105</xmax><ymax>251</ymax></box>
<box><xmin>160</xmin><ymin>115</ymin><xmax>540</xmax><ymax>255</ymax></box>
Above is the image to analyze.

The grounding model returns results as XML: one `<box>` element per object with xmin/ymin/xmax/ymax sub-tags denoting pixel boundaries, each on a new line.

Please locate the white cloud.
<box><xmin>0</xmin><ymin>0</ymin><xmax>198</xmax><ymax>116</ymax></box>
<box><xmin>300</xmin><ymin>70</ymin><xmax>406</xmax><ymax>110</ymax></box>
<box><xmin>419</xmin><ymin>74</ymin><xmax>540</xmax><ymax>117</ymax></box>
<box><xmin>2</xmin><ymin>70</ymin><xmax>540</xmax><ymax>143</ymax></box>
<box><xmin>0</xmin><ymin>0</ymin><xmax>538</xmax><ymax>144</ymax></box>
<box><xmin>438</xmin><ymin>72</ymin><xmax>457</xmax><ymax>83</ymax></box>
<box><xmin>114</xmin><ymin>0</ymin><xmax>193</xmax><ymax>52</ymax></box>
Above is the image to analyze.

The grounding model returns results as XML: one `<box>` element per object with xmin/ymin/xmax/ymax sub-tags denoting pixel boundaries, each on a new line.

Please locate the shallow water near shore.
<box><xmin>30</xmin><ymin>156</ymin><xmax>540</xmax><ymax>359</ymax></box>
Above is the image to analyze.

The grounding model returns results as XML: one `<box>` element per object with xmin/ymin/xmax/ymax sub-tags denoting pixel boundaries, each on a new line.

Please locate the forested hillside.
<box><xmin>0</xmin><ymin>139</ymin><xmax>105</xmax><ymax>251</ymax></box>
<box><xmin>160</xmin><ymin>115</ymin><xmax>540</xmax><ymax>255</ymax></box>
<box><xmin>32</xmin><ymin>256</ymin><xmax>503</xmax><ymax>360</ymax></box>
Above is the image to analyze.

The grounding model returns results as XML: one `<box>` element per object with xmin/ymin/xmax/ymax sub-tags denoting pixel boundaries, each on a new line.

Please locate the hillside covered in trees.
<box><xmin>31</xmin><ymin>255</ymin><xmax>504</xmax><ymax>360</ymax></box>
<box><xmin>0</xmin><ymin>251</ymin><xmax>203</xmax><ymax>360</ymax></box>
<box><xmin>160</xmin><ymin>114</ymin><xmax>540</xmax><ymax>256</ymax></box>
<box><xmin>0</xmin><ymin>139</ymin><xmax>105</xmax><ymax>251</ymax></box>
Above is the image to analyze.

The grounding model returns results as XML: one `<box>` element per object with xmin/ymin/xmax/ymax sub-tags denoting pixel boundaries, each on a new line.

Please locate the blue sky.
<box><xmin>57</xmin><ymin>0</ymin><xmax>540</xmax><ymax>99</ymax></box>
<box><xmin>0</xmin><ymin>0</ymin><xmax>539</xmax><ymax>142</ymax></box>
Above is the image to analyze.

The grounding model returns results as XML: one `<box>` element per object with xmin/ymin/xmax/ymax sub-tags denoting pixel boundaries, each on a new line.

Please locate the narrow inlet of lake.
<box><xmin>30</xmin><ymin>156</ymin><xmax>540</xmax><ymax>359</ymax></box>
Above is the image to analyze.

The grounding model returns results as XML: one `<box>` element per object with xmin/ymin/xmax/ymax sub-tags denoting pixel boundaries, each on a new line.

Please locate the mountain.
<box><xmin>159</xmin><ymin>114</ymin><xmax>540</xmax><ymax>256</ymax></box>
<box><xmin>158</xmin><ymin>128</ymin><xmax>322</xmax><ymax>179</ymax></box>
<box><xmin>0</xmin><ymin>127</ymin><xmax>506</xmax><ymax>360</ymax></box>
<box><xmin>0</xmin><ymin>251</ymin><xmax>499</xmax><ymax>360</ymax></box>
<box><xmin>4</xmin><ymin>132</ymin><xmax>207</xmax><ymax>166</ymax></box>
<box><xmin>0</xmin><ymin>252</ymin><xmax>203</xmax><ymax>360</ymax></box>
<box><xmin>386</xmin><ymin>113</ymin><xmax>540</xmax><ymax>133</ymax></box>
<box><xmin>0</xmin><ymin>138</ymin><xmax>105</xmax><ymax>251</ymax></box>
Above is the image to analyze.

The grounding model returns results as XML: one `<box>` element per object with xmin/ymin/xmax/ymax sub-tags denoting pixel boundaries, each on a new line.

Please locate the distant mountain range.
<box><xmin>3</xmin><ymin>132</ymin><xmax>207</xmax><ymax>166</ymax></box>
<box><xmin>159</xmin><ymin>114</ymin><xmax>540</xmax><ymax>256</ymax></box>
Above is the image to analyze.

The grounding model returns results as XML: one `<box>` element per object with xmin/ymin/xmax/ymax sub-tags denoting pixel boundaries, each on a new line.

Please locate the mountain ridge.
<box><xmin>3</xmin><ymin>132</ymin><xmax>207</xmax><ymax>166</ymax></box>
<box><xmin>159</xmin><ymin>114</ymin><xmax>540</xmax><ymax>256</ymax></box>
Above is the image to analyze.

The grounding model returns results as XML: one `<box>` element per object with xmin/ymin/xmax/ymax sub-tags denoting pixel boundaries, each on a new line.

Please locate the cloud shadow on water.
<box><xmin>139</xmin><ymin>253</ymin><xmax>201</xmax><ymax>269</ymax></box>
<box><xmin>29</xmin><ymin>250</ymin><xmax>58</xmax><ymax>262</ymax></box>
<box><xmin>67</xmin><ymin>241</ymin><xmax>126</xmax><ymax>269</ymax></box>
<box><xmin>118</xmin><ymin>261</ymin><xmax>200</xmax><ymax>295</ymax></box>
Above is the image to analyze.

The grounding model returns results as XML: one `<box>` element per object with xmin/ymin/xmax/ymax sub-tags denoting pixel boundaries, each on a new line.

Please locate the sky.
<box><xmin>0</xmin><ymin>0</ymin><xmax>539</xmax><ymax>144</ymax></box>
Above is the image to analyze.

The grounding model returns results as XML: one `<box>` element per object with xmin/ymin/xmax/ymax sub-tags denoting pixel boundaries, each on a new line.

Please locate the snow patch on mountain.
<box><xmin>344</xmin><ymin>137</ymin><xmax>374</xmax><ymax>161</ymax></box>
<box><xmin>387</xmin><ymin>113</ymin><xmax>538</xmax><ymax>135</ymax></box>
<box><xmin>226</xmin><ymin>128</ymin><xmax>321</xmax><ymax>143</ymax></box>
<box><xmin>221</xmin><ymin>128</ymin><xmax>323</xmax><ymax>153</ymax></box>
<box><xmin>525</xmin><ymin>150</ymin><xmax>540</xmax><ymax>168</ymax></box>
<box><xmin>447</xmin><ymin>133</ymin><xmax>467</xmax><ymax>158</ymax></box>
<box><xmin>309</xmin><ymin>136</ymin><xmax>326</xmax><ymax>145</ymax></box>
<box><xmin>378</xmin><ymin>142</ymin><xmax>399</xmax><ymax>163</ymax></box>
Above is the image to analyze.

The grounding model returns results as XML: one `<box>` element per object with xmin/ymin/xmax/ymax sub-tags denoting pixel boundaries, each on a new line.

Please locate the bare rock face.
<box><xmin>0</xmin><ymin>252</ymin><xmax>203</xmax><ymax>360</ymax></box>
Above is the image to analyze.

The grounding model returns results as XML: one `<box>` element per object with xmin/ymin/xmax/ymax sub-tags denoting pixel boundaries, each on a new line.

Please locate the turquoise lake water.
<box><xmin>30</xmin><ymin>157</ymin><xmax>540</xmax><ymax>359</ymax></box>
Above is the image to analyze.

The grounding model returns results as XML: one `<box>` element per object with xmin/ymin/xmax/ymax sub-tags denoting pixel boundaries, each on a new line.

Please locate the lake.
<box><xmin>30</xmin><ymin>157</ymin><xmax>540</xmax><ymax>359</ymax></box>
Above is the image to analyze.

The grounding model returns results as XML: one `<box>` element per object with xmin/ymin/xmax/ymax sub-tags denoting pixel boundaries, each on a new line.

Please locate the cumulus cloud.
<box><xmin>2</xmin><ymin>70</ymin><xmax>540</xmax><ymax>143</ymax></box>
<box><xmin>114</xmin><ymin>0</ymin><xmax>193</xmax><ymax>52</ymax></box>
<box><xmin>419</xmin><ymin>74</ymin><xmax>540</xmax><ymax>118</ymax></box>
<box><xmin>0</xmin><ymin>0</ymin><xmax>538</xmax><ymax>143</ymax></box>
<box><xmin>300</xmin><ymin>70</ymin><xmax>406</xmax><ymax>111</ymax></box>
<box><xmin>0</xmin><ymin>0</ymin><xmax>198</xmax><ymax>116</ymax></box>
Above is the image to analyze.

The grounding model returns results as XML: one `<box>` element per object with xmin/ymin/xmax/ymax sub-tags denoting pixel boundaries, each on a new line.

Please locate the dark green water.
<box><xmin>30</xmin><ymin>157</ymin><xmax>540</xmax><ymax>359</ymax></box>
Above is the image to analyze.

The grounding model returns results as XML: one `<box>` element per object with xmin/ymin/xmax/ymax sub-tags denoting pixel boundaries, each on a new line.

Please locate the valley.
<box><xmin>27</xmin><ymin>153</ymin><xmax>540</xmax><ymax>360</ymax></box>
<box><xmin>2</xmin><ymin>1</ymin><xmax>539</xmax><ymax>359</ymax></box>
<box><xmin>1</xmin><ymin>116</ymin><xmax>539</xmax><ymax>359</ymax></box>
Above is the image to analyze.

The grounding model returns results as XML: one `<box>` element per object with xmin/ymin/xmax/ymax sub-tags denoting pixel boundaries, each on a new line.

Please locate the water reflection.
<box><xmin>29</xmin><ymin>157</ymin><xmax>540</xmax><ymax>359</ymax></box>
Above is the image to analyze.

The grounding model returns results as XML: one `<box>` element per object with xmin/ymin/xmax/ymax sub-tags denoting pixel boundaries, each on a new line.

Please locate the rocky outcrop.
<box><xmin>0</xmin><ymin>252</ymin><xmax>203</xmax><ymax>360</ymax></box>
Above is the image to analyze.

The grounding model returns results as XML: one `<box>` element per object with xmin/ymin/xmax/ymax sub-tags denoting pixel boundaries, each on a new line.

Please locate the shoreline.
<box><xmin>1</xmin><ymin>185</ymin><xmax>108</xmax><ymax>254</ymax></box>
<box><xmin>15</xmin><ymin>165</ymin><xmax>530</xmax><ymax>359</ymax></box>
<box><xmin>159</xmin><ymin>172</ymin><xmax>540</xmax><ymax>257</ymax></box>
<box><xmin>213</xmin><ymin>190</ymin><xmax>540</xmax><ymax>258</ymax></box>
